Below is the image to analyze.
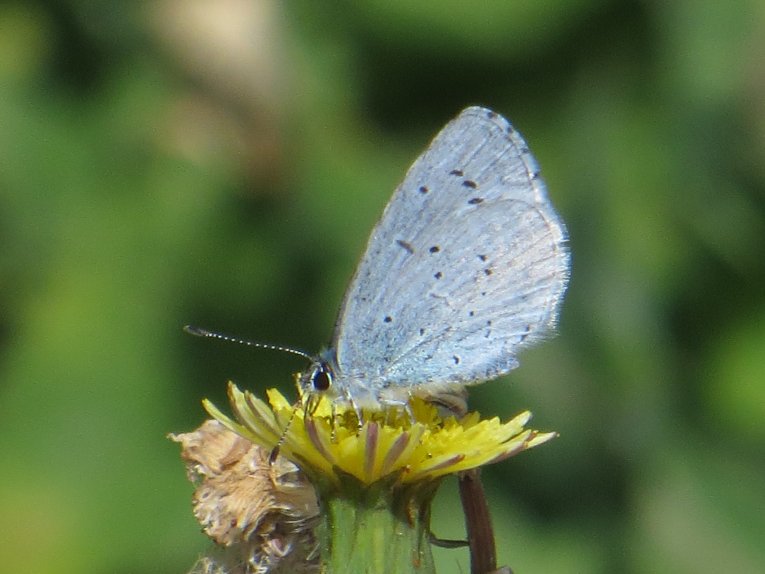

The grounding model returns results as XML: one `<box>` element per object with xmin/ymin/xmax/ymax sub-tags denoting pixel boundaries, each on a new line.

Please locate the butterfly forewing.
<box><xmin>331</xmin><ymin>107</ymin><xmax>569</xmax><ymax>399</ymax></box>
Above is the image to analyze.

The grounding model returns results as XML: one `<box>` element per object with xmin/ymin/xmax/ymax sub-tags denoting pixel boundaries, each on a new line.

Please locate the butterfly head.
<box><xmin>298</xmin><ymin>350</ymin><xmax>375</xmax><ymax>422</ymax></box>
<box><xmin>299</xmin><ymin>348</ymin><xmax>343</xmax><ymax>401</ymax></box>
<box><xmin>302</xmin><ymin>360</ymin><xmax>334</xmax><ymax>394</ymax></box>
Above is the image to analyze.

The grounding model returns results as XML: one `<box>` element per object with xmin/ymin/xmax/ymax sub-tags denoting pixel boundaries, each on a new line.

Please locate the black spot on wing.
<box><xmin>396</xmin><ymin>239</ymin><xmax>414</xmax><ymax>254</ymax></box>
<box><xmin>449</xmin><ymin>169</ymin><xmax>464</xmax><ymax>177</ymax></box>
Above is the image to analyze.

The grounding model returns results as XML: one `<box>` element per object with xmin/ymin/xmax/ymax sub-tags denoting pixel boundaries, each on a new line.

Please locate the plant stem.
<box><xmin>319</xmin><ymin>479</ymin><xmax>439</xmax><ymax>574</ymax></box>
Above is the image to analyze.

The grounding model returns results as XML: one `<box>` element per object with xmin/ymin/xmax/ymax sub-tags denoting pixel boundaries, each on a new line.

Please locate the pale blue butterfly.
<box><xmin>189</xmin><ymin>107</ymin><xmax>569</xmax><ymax>416</ymax></box>
<box><xmin>300</xmin><ymin>106</ymin><xmax>569</xmax><ymax>413</ymax></box>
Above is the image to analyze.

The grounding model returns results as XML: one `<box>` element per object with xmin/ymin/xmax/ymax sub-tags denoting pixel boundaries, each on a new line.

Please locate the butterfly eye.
<box><xmin>311</xmin><ymin>364</ymin><xmax>333</xmax><ymax>392</ymax></box>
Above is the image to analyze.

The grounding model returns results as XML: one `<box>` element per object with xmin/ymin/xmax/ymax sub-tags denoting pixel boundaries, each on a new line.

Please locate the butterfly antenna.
<box><xmin>183</xmin><ymin>325</ymin><xmax>313</xmax><ymax>361</ymax></box>
<box><xmin>269</xmin><ymin>397</ymin><xmax>302</xmax><ymax>464</ymax></box>
<box><xmin>185</xmin><ymin>325</ymin><xmax>316</xmax><ymax>464</ymax></box>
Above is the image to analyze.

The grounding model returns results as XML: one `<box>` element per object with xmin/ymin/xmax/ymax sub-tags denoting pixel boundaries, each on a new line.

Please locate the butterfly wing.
<box><xmin>331</xmin><ymin>107</ymin><xmax>570</xmax><ymax>400</ymax></box>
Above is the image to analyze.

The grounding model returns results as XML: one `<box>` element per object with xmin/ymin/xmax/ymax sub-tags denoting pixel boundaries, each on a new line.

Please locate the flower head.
<box><xmin>203</xmin><ymin>382</ymin><xmax>556</xmax><ymax>488</ymax></box>
<box><xmin>170</xmin><ymin>420</ymin><xmax>319</xmax><ymax>574</ymax></box>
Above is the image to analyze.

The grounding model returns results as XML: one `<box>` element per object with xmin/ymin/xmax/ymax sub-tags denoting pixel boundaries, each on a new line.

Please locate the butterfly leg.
<box><xmin>342</xmin><ymin>388</ymin><xmax>365</xmax><ymax>430</ymax></box>
<box><xmin>378</xmin><ymin>395</ymin><xmax>416</xmax><ymax>424</ymax></box>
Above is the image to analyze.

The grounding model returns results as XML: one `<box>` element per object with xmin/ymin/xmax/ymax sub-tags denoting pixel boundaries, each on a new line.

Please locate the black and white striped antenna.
<box><xmin>184</xmin><ymin>324</ymin><xmax>312</xmax><ymax>463</ymax></box>
<box><xmin>183</xmin><ymin>325</ymin><xmax>313</xmax><ymax>361</ymax></box>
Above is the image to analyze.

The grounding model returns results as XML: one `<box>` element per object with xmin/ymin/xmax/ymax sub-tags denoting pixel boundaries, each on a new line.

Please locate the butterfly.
<box><xmin>189</xmin><ymin>107</ymin><xmax>569</xmax><ymax>417</ymax></box>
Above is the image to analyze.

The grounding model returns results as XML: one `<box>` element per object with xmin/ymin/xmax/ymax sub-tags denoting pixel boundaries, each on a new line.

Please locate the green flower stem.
<box><xmin>318</xmin><ymin>477</ymin><xmax>439</xmax><ymax>574</ymax></box>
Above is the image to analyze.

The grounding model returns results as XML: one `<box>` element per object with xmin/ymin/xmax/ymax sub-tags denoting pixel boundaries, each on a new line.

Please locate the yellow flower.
<box><xmin>203</xmin><ymin>382</ymin><xmax>556</xmax><ymax>488</ymax></box>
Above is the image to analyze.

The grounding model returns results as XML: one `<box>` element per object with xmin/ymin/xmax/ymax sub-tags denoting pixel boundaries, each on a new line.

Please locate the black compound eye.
<box><xmin>312</xmin><ymin>365</ymin><xmax>332</xmax><ymax>392</ymax></box>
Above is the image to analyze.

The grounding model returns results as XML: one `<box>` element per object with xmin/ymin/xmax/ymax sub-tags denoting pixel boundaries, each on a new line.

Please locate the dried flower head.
<box><xmin>171</xmin><ymin>420</ymin><xmax>319</xmax><ymax>574</ymax></box>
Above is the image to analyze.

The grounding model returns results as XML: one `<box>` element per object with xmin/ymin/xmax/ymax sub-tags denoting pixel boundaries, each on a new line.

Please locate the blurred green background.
<box><xmin>1</xmin><ymin>1</ymin><xmax>764</xmax><ymax>573</ymax></box>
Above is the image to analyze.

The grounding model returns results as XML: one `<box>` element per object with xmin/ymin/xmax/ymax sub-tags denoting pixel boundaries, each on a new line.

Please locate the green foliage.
<box><xmin>1</xmin><ymin>1</ymin><xmax>763</xmax><ymax>572</ymax></box>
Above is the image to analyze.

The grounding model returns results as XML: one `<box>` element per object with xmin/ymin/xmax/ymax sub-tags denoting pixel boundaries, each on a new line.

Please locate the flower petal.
<box><xmin>204</xmin><ymin>385</ymin><xmax>556</xmax><ymax>488</ymax></box>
